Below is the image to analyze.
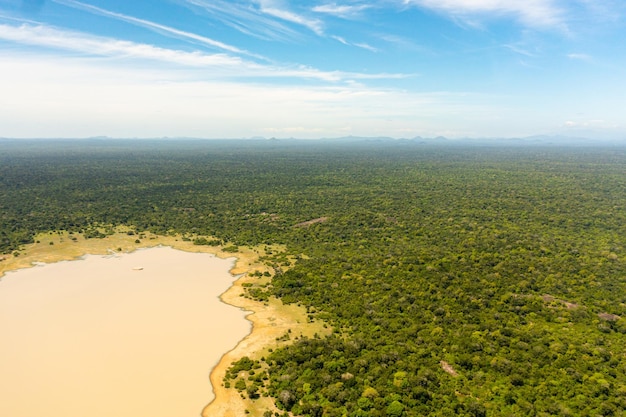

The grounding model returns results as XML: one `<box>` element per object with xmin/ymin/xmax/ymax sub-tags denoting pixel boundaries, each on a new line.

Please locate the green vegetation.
<box><xmin>2</xmin><ymin>139</ymin><xmax>626</xmax><ymax>416</ymax></box>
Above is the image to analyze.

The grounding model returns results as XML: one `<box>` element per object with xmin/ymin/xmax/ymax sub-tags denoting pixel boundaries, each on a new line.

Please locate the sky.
<box><xmin>0</xmin><ymin>0</ymin><xmax>625</xmax><ymax>140</ymax></box>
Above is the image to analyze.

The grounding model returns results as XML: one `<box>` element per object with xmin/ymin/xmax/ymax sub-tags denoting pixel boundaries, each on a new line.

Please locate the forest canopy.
<box><xmin>1</xmin><ymin>138</ymin><xmax>626</xmax><ymax>416</ymax></box>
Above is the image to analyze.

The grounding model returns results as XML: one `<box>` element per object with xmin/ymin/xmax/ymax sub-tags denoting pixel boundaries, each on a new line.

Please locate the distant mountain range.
<box><xmin>314</xmin><ymin>134</ymin><xmax>621</xmax><ymax>146</ymax></box>
<box><xmin>1</xmin><ymin>135</ymin><xmax>623</xmax><ymax>146</ymax></box>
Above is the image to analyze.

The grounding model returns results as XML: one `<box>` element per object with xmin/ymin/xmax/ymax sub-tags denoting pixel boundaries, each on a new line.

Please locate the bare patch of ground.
<box><xmin>294</xmin><ymin>217</ymin><xmax>329</xmax><ymax>228</ymax></box>
<box><xmin>440</xmin><ymin>361</ymin><xmax>459</xmax><ymax>377</ymax></box>
<box><xmin>541</xmin><ymin>294</ymin><xmax>580</xmax><ymax>310</ymax></box>
<box><xmin>598</xmin><ymin>312</ymin><xmax>620</xmax><ymax>321</ymax></box>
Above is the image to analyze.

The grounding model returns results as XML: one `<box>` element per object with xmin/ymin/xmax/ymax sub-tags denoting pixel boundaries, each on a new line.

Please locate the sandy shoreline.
<box><xmin>0</xmin><ymin>230</ymin><xmax>329</xmax><ymax>417</ymax></box>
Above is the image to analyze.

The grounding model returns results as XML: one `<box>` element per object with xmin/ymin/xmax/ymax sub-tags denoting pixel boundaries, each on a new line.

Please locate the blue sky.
<box><xmin>0</xmin><ymin>0</ymin><xmax>625</xmax><ymax>139</ymax></box>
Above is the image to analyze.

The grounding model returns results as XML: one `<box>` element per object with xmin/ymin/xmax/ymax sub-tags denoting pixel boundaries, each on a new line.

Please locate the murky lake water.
<box><xmin>0</xmin><ymin>247</ymin><xmax>250</xmax><ymax>417</ymax></box>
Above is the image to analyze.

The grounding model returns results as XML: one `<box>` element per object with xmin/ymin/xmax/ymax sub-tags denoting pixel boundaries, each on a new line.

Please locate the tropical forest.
<box><xmin>2</xmin><ymin>138</ymin><xmax>626</xmax><ymax>417</ymax></box>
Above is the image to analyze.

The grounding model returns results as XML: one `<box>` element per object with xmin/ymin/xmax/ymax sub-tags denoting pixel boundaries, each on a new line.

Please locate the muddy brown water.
<box><xmin>0</xmin><ymin>247</ymin><xmax>250</xmax><ymax>417</ymax></box>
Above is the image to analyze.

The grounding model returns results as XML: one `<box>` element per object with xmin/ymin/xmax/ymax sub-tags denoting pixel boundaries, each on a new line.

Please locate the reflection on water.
<box><xmin>0</xmin><ymin>247</ymin><xmax>250</xmax><ymax>417</ymax></box>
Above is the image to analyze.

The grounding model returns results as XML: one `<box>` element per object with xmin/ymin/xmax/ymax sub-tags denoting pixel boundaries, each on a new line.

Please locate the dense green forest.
<box><xmin>2</xmin><ymin>139</ymin><xmax>626</xmax><ymax>416</ymax></box>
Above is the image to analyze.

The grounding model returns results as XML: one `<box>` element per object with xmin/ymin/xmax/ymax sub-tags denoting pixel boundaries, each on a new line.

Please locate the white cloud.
<box><xmin>179</xmin><ymin>0</ymin><xmax>301</xmax><ymax>42</ymax></box>
<box><xmin>312</xmin><ymin>3</ymin><xmax>371</xmax><ymax>18</ymax></box>
<box><xmin>0</xmin><ymin>23</ymin><xmax>250</xmax><ymax>67</ymax></box>
<box><xmin>0</xmin><ymin>54</ymin><xmax>494</xmax><ymax>138</ymax></box>
<box><xmin>559</xmin><ymin>119</ymin><xmax>623</xmax><ymax>139</ymax></box>
<box><xmin>0</xmin><ymin>23</ymin><xmax>405</xmax><ymax>82</ymax></box>
<box><xmin>332</xmin><ymin>35</ymin><xmax>349</xmax><ymax>45</ymax></box>
<box><xmin>503</xmin><ymin>43</ymin><xmax>536</xmax><ymax>57</ymax></box>
<box><xmin>332</xmin><ymin>35</ymin><xmax>379</xmax><ymax>52</ymax></box>
<box><xmin>378</xmin><ymin>34</ymin><xmax>426</xmax><ymax>52</ymax></box>
<box><xmin>567</xmin><ymin>53</ymin><xmax>591</xmax><ymax>61</ymax></box>
<box><xmin>53</xmin><ymin>0</ymin><xmax>252</xmax><ymax>55</ymax></box>
<box><xmin>564</xmin><ymin>119</ymin><xmax>612</xmax><ymax>128</ymax></box>
<box><xmin>354</xmin><ymin>42</ymin><xmax>379</xmax><ymax>52</ymax></box>
<box><xmin>402</xmin><ymin>0</ymin><xmax>566</xmax><ymax>29</ymax></box>
<box><xmin>5</xmin><ymin>51</ymin><xmax>621</xmax><ymax>140</ymax></box>
<box><xmin>256</xmin><ymin>0</ymin><xmax>324</xmax><ymax>35</ymax></box>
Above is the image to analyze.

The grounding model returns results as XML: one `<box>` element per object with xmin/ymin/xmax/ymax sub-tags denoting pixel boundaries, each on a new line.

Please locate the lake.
<box><xmin>0</xmin><ymin>246</ymin><xmax>250</xmax><ymax>417</ymax></box>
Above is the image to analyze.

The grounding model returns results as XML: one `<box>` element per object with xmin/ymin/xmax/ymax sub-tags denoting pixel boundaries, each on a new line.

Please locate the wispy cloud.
<box><xmin>312</xmin><ymin>3</ymin><xmax>371</xmax><ymax>19</ymax></box>
<box><xmin>332</xmin><ymin>35</ymin><xmax>349</xmax><ymax>45</ymax></box>
<box><xmin>52</xmin><ymin>0</ymin><xmax>254</xmax><ymax>56</ymax></box>
<box><xmin>332</xmin><ymin>35</ymin><xmax>378</xmax><ymax>52</ymax></box>
<box><xmin>378</xmin><ymin>33</ymin><xmax>428</xmax><ymax>53</ymax></box>
<box><xmin>503</xmin><ymin>43</ymin><xmax>537</xmax><ymax>57</ymax></box>
<box><xmin>0</xmin><ymin>23</ymin><xmax>249</xmax><ymax>66</ymax></box>
<box><xmin>402</xmin><ymin>0</ymin><xmax>567</xmax><ymax>30</ymax></box>
<box><xmin>179</xmin><ymin>0</ymin><xmax>300</xmax><ymax>42</ymax></box>
<box><xmin>0</xmin><ymin>22</ymin><xmax>405</xmax><ymax>82</ymax></box>
<box><xmin>256</xmin><ymin>0</ymin><xmax>324</xmax><ymax>35</ymax></box>
<box><xmin>355</xmin><ymin>42</ymin><xmax>378</xmax><ymax>52</ymax></box>
<box><xmin>567</xmin><ymin>53</ymin><xmax>591</xmax><ymax>61</ymax></box>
